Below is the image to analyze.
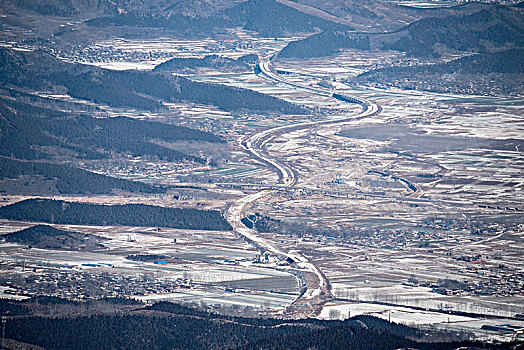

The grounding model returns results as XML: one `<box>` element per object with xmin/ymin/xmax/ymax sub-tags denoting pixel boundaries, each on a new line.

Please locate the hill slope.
<box><xmin>153</xmin><ymin>54</ymin><xmax>257</xmax><ymax>73</ymax></box>
<box><xmin>0</xmin><ymin>198</ymin><xmax>233</xmax><ymax>231</ymax></box>
<box><xmin>385</xmin><ymin>5</ymin><xmax>524</xmax><ymax>57</ymax></box>
<box><xmin>86</xmin><ymin>0</ymin><xmax>350</xmax><ymax>37</ymax></box>
<box><xmin>0</xmin><ymin>157</ymin><xmax>165</xmax><ymax>195</ymax></box>
<box><xmin>0</xmin><ymin>98</ymin><xmax>215</xmax><ymax>163</ymax></box>
<box><xmin>2</xmin><ymin>225</ymin><xmax>105</xmax><ymax>250</ymax></box>
<box><xmin>354</xmin><ymin>48</ymin><xmax>524</xmax><ymax>96</ymax></box>
<box><xmin>0</xmin><ymin>48</ymin><xmax>305</xmax><ymax>114</ymax></box>
<box><xmin>1</xmin><ymin>298</ymin><xmax>511</xmax><ymax>350</ymax></box>
<box><xmin>278</xmin><ymin>3</ymin><xmax>524</xmax><ymax>59</ymax></box>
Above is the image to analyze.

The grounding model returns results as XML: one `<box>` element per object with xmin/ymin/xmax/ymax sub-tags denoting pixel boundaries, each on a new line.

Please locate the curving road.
<box><xmin>223</xmin><ymin>53</ymin><xmax>522</xmax><ymax>317</ymax></box>
<box><xmin>225</xmin><ymin>53</ymin><xmax>382</xmax><ymax>316</ymax></box>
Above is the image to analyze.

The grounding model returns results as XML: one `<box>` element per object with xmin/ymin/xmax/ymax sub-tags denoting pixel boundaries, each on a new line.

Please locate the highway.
<box><xmin>242</xmin><ymin>55</ymin><xmax>381</xmax><ymax>185</ymax></box>
<box><xmin>225</xmin><ymin>53</ymin><xmax>382</xmax><ymax>316</ymax></box>
<box><xmin>223</xmin><ymin>53</ymin><xmax>523</xmax><ymax>319</ymax></box>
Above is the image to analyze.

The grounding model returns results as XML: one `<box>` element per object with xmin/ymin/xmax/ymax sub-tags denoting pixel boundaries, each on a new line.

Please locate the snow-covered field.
<box><xmin>319</xmin><ymin>301</ymin><xmax>476</xmax><ymax>325</ymax></box>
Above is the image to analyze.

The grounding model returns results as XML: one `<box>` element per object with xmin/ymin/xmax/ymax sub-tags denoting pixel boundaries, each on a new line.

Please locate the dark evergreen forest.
<box><xmin>0</xmin><ymin>298</ymin><xmax>517</xmax><ymax>350</ymax></box>
<box><xmin>0</xmin><ymin>198</ymin><xmax>233</xmax><ymax>231</ymax></box>
<box><xmin>279</xmin><ymin>4</ymin><xmax>524</xmax><ymax>59</ymax></box>
<box><xmin>0</xmin><ymin>157</ymin><xmax>165</xmax><ymax>194</ymax></box>
<box><xmin>86</xmin><ymin>0</ymin><xmax>348</xmax><ymax>37</ymax></box>
<box><xmin>0</xmin><ymin>48</ymin><xmax>305</xmax><ymax>114</ymax></box>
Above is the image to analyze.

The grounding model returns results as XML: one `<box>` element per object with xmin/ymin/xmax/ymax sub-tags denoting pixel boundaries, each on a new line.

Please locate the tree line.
<box><xmin>0</xmin><ymin>157</ymin><xmax>165</xmax><ymax>194</ymax></box>
<box><xmin>0</xmin><ymin>198</ymin><xmax>232</xmax><ymax>231</ymax></box>
<box><xmin>0</xmin><ymin>47</ymin><xmax>305</xmax><ymax>114</ymax></box>
<box><xmin>0</xmin><ymin>297</ymin><xmax>504</xmax><ymax>350</ymax></box>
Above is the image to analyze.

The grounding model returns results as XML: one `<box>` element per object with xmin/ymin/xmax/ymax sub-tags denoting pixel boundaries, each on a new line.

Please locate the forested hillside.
<box><xmin>0</xmin><ymin>198</ymin><xmax>233</xmax><ymax>231</ymax></box>
<box><xmin>0</xmin><ymin>48</ymin><xmax>305</xmax><ymax>114</ymax></box>
<box><xmin>0</xmin><ymin>83</ymin><xmax>229</xmax><ymax>195</ymax></box>
<box><xmin>0</xmin><ymin>298</ymin><xmax>511</xmax><ymax>350</ymax></box>
<box><xmin>278</xmin><ymin>3</ymin><xmax>524</xmax><ymax>59</ymax></box>
<box><xmin>0</xmin><ymin>157</ymin><xmax>165</xmax><ymax>195</ymax></box>
<box><xmin>385</xmin><ymin>5</ymin><xmax>524</xmax><ymax>57</ymax></box>
<box><xmin>278</xmin><ymin>31</ymin><xmax>370</xmax><ymax>58</ymax></box>
<box><xmin>86</xmin><ymin>0</ymin><xmax>349</xmax><ymax>37</ymax></box>
<box><xmin>0</xmin><ymin>99</ymin><xmax>213</xmax><ymax>163</ymax></box>
<box><xmin>354</xmin><ymin>48</ymin><xmax>524</xmax><ymax>95</ymax></box>
<box><xmin>153</xmin><ymin>54</ymin><xmax>257</xmax><ymax>73</ymax></box>
<box><xmin>6</xmin><ymin>0</ymin><xmax>119</xmax><ymax>16</ymax></box>
<box><xmin>2</xmin><ymin>225</ymin><xmax>105</xmax><ymax>250</ymax></box>
<box><xmin>223</xmin><ymin>0</ymin><xmax>347</xmax><ymax>36</ymax></box>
